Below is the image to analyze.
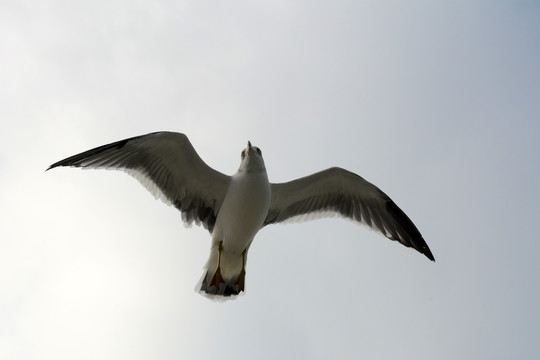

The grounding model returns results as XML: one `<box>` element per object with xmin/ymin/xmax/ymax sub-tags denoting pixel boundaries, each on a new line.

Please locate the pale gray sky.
<box><xmin>1</xmin><ymin>1</ymin><xmax>539</xmax><ymax>359</ymax></box>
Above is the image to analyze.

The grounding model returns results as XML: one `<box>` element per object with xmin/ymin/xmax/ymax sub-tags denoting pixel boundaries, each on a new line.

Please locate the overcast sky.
<box><xmin>1</xmin><ymin>1</ymin><xmax>539</xmax><ymax>359</ymax></box>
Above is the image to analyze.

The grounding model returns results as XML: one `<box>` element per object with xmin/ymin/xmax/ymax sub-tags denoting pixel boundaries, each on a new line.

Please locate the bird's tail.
<box><xmin>197</xmin><ymin>244</ymin><xmax>247</xmax><ymax>298</ymax></box>
<box><xmin>199</xmin><ymin>267</ymin><xmax>245</xmax><ymax>297</ymax></box>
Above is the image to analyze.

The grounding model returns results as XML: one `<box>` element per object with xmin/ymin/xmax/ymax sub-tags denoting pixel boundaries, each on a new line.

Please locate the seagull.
<box><xmin>48</xmin><ymin>132</ymin><xmax>434</xmax><ymax>298</ymax></box>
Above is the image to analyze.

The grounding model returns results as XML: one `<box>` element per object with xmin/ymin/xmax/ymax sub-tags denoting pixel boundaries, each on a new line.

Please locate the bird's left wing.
<box><xmin>264</xmin><ymin>167</ymin><xmax>434</xmax><ymax>261</ymax></box>
<box><xmin>48</xmin><ymin>132</ymin><xmax>230</xmax><ymax>232</ymax></box>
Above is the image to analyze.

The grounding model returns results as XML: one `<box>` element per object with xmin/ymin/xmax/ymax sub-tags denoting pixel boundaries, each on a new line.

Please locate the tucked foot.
<box><xmin>201</xmin><ymin>267</ymin><xmax>224</xmax><ymax>295</ymax></box>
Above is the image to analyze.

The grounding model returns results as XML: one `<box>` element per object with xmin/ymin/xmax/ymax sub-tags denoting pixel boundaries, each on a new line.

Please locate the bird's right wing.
<box><xmin>48</xmin><ymin>132</ymin><xmax>230</xmax><ymax>233</ymax></box>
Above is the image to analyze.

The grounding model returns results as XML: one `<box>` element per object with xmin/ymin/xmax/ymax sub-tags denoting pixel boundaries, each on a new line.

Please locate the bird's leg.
<box><xmin>209</xmin><ymin>241</ymin><xmax>224</xmax><ymax>288</ymax></box>
<box><xmin>236</xmin><ymin>248</ymin><xmax>247</xmax><ymax>292</ymax></box>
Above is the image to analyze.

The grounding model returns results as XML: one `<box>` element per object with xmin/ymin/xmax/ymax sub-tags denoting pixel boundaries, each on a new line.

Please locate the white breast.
<box><xmin>213</xmin><ymin>170</ymin><xmax>271</xmax><ymax>253</ymax></box>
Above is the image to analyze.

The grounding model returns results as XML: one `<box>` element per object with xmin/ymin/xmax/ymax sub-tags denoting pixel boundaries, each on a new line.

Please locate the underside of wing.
<box><xmin>265</xmin><ymin>167</ymin><xmax>434</xmax><ymax>261</ymax></box>
<box><xmin>48</xmin><ymin>132</ymin><xmax>230</xmax><ymax>232</ymax></box>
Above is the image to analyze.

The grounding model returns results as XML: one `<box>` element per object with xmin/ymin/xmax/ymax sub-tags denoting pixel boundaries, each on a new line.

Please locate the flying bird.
<box><xmin>48</xmin><ymin>132</ymin><xmax>434</xmax><ymax>298</ymax></box>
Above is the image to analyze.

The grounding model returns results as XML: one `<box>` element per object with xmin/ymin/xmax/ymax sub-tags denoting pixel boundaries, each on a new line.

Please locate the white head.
<box><xmin>238</xmin><ymin>141</ymin><xmax>266</xmax><ymax>173</ymax></box>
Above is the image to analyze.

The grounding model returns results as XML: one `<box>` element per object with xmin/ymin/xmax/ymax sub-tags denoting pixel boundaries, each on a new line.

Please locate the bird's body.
<box><xmin>48</xmin><ymin>132</ymin><xmax>434</xmax><ymax>298</ymax></box>
<box><xmin>202</xmin><ymin>150</ymin><xmax>271</xmax><ymax>295</ymax></box>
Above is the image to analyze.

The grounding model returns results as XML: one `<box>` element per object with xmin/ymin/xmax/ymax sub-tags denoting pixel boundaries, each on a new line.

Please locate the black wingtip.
<box><xmin>47</xmin><ymin>159</ymin><xmax>69</xmax><ymax>171</ymax></box>
<box><xmin>382</xmin><ymin>198</ymin><xmax>435</xmax><ymax>262</ymax></box>
<box><xmin>421</xmin><ymin>244</ymin><xmax>435</xmax><ymax>262</ymax></box>
<box><xmin>46</xmin><ymin>137</ymin><xmax>135</xmax><ymax>172</ymax></box>
<box><xmin>46</xmin><ymin>160</ymin><xmax>68</xmax><ymax>171</ymax></box>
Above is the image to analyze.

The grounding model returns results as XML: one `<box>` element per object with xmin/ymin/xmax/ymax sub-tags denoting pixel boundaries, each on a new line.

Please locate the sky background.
<box><xmin>1</xmin><ymin>1</ymin><xmax>539</xmax><ymax>359</ymax></box>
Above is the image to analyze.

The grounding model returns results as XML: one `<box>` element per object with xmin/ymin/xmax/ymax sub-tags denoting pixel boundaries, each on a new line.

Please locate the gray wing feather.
<box><xmin>264</xmin><ymin>167</ymin><xmax>434</xmax><ymax>261</ymax></box>
<box><xmin>48</xmin><ymin>132</ymin><xmax>230</xmax><ymax>232</ymax></box>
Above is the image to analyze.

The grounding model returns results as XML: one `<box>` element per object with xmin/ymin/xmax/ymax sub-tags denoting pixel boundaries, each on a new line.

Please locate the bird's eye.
<box><xmin>256</xmin><ymin>148</ymin><xmax>262</xmax><ymax>155</ymax></box>
<box><xmin>241</xmin><ymin>150</ymin><xmax>246</xmax><ymax>159</ymax></box>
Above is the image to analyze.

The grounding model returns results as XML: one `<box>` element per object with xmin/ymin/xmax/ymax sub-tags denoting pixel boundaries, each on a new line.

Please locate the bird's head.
<box><xmin>238</xmin><ymin>140</ymin><xmax>266</xmax><ymax>173</ymax></box>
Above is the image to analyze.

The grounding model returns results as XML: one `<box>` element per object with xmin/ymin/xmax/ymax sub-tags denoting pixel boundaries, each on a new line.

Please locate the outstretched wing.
<box><xmin>48</xmin><ymin>131</ymin><xmax>230</xmax><ymax>232</ymax></box>
<box><xmin>264</xmin><ymin>167</ymin><xmax>434</xmax><ymax>261</ymax></box>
